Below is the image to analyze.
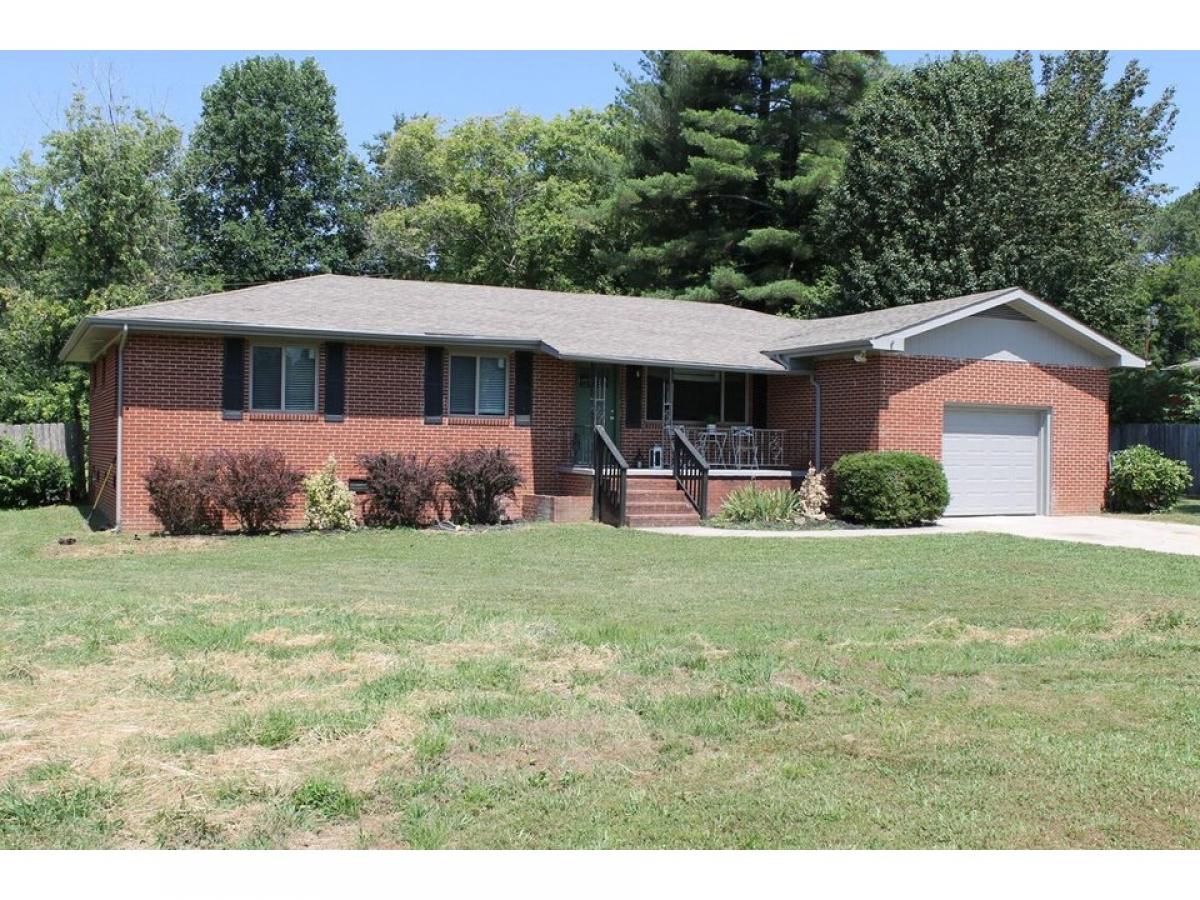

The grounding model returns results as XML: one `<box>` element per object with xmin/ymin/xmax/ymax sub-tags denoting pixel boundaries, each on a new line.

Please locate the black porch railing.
<box><xmin>592</xmin><ymin>425</ymin><xmax>628</xmax><ymax>527</ymax></box>
<box><xmin>671</xmin><ymin>426</ymin><xmax>709</xmax><ymax>519</ymax></box>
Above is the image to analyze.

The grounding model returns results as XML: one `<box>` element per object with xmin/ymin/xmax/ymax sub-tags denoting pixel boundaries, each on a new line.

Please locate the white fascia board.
<box><xmin>871</xmin><ymin>288</ymin><xmax>1147</xmax><ymax>369</ymax></box>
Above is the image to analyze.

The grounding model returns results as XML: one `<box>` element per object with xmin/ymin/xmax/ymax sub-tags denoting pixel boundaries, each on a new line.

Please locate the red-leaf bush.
<box><xmin>213</xmin><ymin>448</ymin><xmax>303</xmax><ymax>534</ymax></box>
<box><xmin>144</xmin><ymin>453</ymin><xmax>223</xmax><ymax>534</ymax></box>
<box><xmin>442</xmin><ymin>447</ymin><xmax>522</xmax><ymax>525</ymax></box>
<box><xmin>358</xmin><ymin>452</ymin><xmax>441</xmax><ymax>527</ymax></box>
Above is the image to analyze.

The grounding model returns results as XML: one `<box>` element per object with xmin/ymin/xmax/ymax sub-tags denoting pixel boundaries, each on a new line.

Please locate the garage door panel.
<box><xmin>942</xmin><ymin>407</ymin><xmax>1042</xmax><ymax>516</ymax></box>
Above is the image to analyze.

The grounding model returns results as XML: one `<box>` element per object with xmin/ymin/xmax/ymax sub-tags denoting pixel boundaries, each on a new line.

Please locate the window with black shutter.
<box><xmin>222</xmin><ymin>337</ymin><xmax>245</xmax><ymax>420</ymax></box>
<box><xmin>752</xmin><ymin>374</ymin><xmax>768</xmax><ymax>429</ymax></box>
<box><xmin>424</xmin><ymin>347</ymin><xmax>444</xmax><ymax>423</ymax></box>
<box><xmin>324</xmin><ymin>342</ymin><xmax>345</xmax><ymax>421</ymax></box>
<box><xmin>514</xmin><ymin>351</ymin><xmax>533</xmax><ymax>425</ymax></box>
<box><xmin>625</xmin><ymin>365</ymin><xmax>642</xmax><ymax>428</ymax></box>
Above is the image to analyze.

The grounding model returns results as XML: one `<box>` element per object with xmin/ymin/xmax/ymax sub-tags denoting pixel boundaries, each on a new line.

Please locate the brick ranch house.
<box><xmin>60</xmin><ymin>276</ymin><xmax>1143</xmax><ymax>531</ymax></box>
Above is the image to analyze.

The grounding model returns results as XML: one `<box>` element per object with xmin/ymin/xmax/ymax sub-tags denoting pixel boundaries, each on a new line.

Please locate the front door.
<box><xmin>574</xmin><ymin>364</ymin><xmax>620</xmax><ymax>462</ymax></box>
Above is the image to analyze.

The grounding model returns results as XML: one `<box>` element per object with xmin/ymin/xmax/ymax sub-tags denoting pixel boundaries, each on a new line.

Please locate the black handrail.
<box><xmin>671</xmin><ymin>426</ymin><xmax>709</xmax><ymax>519</ymax></box>
<box><xmin>592</xmin><ymin>425</ymin><xmax>629</xmax><ymax>527</ymax></box>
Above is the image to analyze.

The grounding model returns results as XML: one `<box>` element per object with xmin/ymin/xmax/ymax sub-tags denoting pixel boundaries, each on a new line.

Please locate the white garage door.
<box><xmin>942</xmin><ymin>407</ymin><xmax>1044</xmax><ymax>516</ymax></box>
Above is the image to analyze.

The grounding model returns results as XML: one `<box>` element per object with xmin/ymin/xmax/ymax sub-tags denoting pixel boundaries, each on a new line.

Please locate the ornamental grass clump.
<box><xmin>717</xmin><ymin>485</ymin><xmax>803</xmax><ymax>525</ymax></box>
<box><xmin>302</xmin><ymin>456</ymin><xmax>356</xmax><ymax>530</ymax></box>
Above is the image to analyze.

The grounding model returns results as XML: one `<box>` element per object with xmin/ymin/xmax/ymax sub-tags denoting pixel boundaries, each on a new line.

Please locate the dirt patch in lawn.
<box><xmin>246</xmin><ymin>628</ymin><xmax>329</xmax><ymax>649</ymax></box>
<box><xmin>40</xmin><ymin>535</ymin><xmax>227</xmax><ymax>560</ymax></box>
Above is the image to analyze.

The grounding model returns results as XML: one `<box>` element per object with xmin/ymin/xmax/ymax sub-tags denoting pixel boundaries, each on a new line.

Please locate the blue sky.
<box><xmin>1</xmin><ymin>50</ymin><xmax>1196</xmax><ymax>198</ymax></box>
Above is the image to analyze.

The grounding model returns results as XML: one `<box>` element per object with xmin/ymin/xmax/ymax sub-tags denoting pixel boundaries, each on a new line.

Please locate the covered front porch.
<box><xmin>559</xmin><ymin>361</ymin><xmax>816</xmax><ymax>472</ymax></box>
<box><xmin>525</xmin><ymin>361</ymin><xmax>817</xmax><ymax>526</ymax></box>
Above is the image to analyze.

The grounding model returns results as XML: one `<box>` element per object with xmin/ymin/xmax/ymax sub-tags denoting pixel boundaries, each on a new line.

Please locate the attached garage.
<box><xmin>941</xmin><ymin>406</ymin><xmax>1048</xmax><ymax>516</ymax></box>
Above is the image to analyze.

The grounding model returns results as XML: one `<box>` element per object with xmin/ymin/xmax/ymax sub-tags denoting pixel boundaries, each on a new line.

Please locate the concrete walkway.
<box><xmin>640</xmin><ymin>515</ymin><xmax>1200</xmax><ymax>557</ymax></box>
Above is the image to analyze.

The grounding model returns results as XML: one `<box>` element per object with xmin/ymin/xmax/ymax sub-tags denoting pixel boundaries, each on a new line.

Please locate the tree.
<box><xmin>364</xmin><ymin>110</ymin><xmax>624</xmax><ymax>291</ymax></box>
<box><xmin>179</xmin><ymin>55</ymin><xmax>364</xmax><ymax>286</ymax></box>
<box><xmin>0</xmin><ymin>93</ymin><xmax>207</xmax><ymax>423</ymax></box>
<box><xmin>823</xmin><ymin>52</ymin><xmax>1176</xmax><ymax>345</ymax></box>
<box><xmin>1146</xmin><ymin>185</ymin><xmax>1200</xmax><ymax>259</ymax></box>
<box><xmin>606</xmin><ymin>51</ymin><xmax>879</xmax><ymax>313</ymax></box>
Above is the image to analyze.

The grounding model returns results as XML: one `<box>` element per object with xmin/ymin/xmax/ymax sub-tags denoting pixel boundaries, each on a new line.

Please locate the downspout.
<box><xmin>115</xmin><ymin>324</ymin><xmax>129</xmax><ymax>530</ymax></box>
<box><xmin>805</xmin><ymin>372</ymin><xmax>821</xmax><ymax>470</ymax></box>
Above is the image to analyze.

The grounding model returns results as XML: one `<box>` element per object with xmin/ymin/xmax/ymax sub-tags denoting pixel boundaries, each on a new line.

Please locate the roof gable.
<box><xmin>769</xmin><ymin>288</ymin><xmax>1145</xmax><ymax>369</ymax></box>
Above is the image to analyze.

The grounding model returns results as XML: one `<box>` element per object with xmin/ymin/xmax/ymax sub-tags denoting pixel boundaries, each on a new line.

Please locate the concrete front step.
<box><xmin>627</xmin><ymin>485</ymin><xmax>687</xmax><ymax>497</ymax></box>
<box><xmin>626</xmin><ymin>500</ymin><xmax>697</xmax><ymax>514</ymax></box>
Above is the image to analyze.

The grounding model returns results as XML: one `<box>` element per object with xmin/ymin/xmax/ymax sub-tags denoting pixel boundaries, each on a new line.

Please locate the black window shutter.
<box><xmin>324</xmin><ymin>342</ymin><xmax>345</xmax><ymax>421</ymax></box>
<box><xmin>514</xmin><ymin>351</ymin><xmax>533</xmax><ymax>423</ymax></box>
<box><xmin>625</xmin><ymin>365</ymin><xmax>642</xmax><ymax>428</ymax></box>
<box><xmin>752</xmin><ymin>374</ymin><xmax>768</xmax><ymax>429</ymax></box>
<box><xmin>424</xmin><ymin>347</ymin><xmax>444</xmax><ymax>423</ymax></box>
<box><xmin>222</xmin><ymin>337</ymin><xmax>245</xmax><ymax>420</ymax></box>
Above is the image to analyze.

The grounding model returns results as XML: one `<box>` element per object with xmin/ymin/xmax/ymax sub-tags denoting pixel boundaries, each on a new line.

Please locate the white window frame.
<box><xmin>448</xmin><ymin>352</ymin><xmax>509</xmax><ymax>417</ymax></box>
<box><xmin>658</xmin><ymin>368</ymin><xmax>749</xmax><ymax>425</ymax></box>
<box><xmin>249</xmin><ymin>342</ymin><xmax>319</xmax><ymax>413</ymax></box>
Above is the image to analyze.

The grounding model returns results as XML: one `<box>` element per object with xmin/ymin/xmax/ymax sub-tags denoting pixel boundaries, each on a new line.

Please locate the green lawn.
<box><xmin>1111</xmin><ymin>496</ymin><xmax>1200</xmax><ymax>526</ymax></box>
<box><xmin>2</xmin><ymin>506</ymin><xmax>1200</xmax><ymax>848</ymax></box>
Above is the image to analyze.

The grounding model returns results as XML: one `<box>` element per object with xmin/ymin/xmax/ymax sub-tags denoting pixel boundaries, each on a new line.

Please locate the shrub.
<box><xmin>442</xmin><ymin>447</ymin><xmax>522</xmax><ymax>525</ymax></box>
<box><xmin>212</xmin><ymin>448</ymin><xmax>303</xmax><ymax>534</ymax></box>
<box><xmin>797</xmin><ymin>466</ymin><xmax>829</xmax><ymax>521</ymax></box>
<box><xmin>358</xmin><ymin>451</ymin><xmax>441</xmax><ymax>527</ymax></box>
<box><xmin>144</xmin><ymin>453</ymin><xmax>222</xmax><ymax>534</ymax></box>
<box><xmin>302</xmin><ymin>456</ymin><xmax>356</xmax><ymax>531</ymax></box>
<box><xmin>832</xmin><ymin>451</ymin><xmax>949</xmax><ymax>527</ymax></box>
<box><xmin>1107</xmin><ymin>445</ymin><xmax>1192</xmax><ymax>513</ymax></box>
<box><xmin>0</xmin><ymin>433</ymin><xmax>72</xmax><ymax>509</ymax></box>
<box><xmin>717</xmin><ymin>485</ymin><xmax>802</xmax><ymax>524</ymax></box>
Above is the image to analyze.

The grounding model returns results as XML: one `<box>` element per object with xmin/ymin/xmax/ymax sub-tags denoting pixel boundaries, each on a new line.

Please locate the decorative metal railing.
<box><xmin>671</xmin><ymin>426</ymin><xmax>709</xmax><ymax>519</ymax></box>
<box><xmin>558</xmin><ymin>425</ymin><xmax>814</xmax><ymax>472</ymax></box>
<box><xmin>592</xmin><ymin>425</ymin><xmax>628</xmax><ymax>527</ymax></box>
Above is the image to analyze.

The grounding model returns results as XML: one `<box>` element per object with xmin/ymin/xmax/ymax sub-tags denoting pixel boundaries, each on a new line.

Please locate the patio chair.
<box><xmin>729</xmin><ymin>426</ymin><xmax>756</xmax><ymax>468</ymax></box>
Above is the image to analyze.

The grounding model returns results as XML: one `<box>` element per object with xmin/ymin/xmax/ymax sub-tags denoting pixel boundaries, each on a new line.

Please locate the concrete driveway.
<box><xmin>641</xmin><ymin>516</ymin><xmax>1200</xmax><ymax>557</ymax></box>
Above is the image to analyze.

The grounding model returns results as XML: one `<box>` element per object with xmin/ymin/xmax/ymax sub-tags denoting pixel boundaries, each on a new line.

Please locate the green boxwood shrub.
<box><xmin>0</xmin><ymin>434</ymin><xmax>73</xmax><ymax>509</ymax></box>
<box><xmin>831</xmin><ymin>451</ymin><xmax>949</xmax><ymax>527</ymax></box>
<box><xmin>1107</xmin><ymin>445</ymin><xmax>1192</xmax><ymax>513</ymax></box>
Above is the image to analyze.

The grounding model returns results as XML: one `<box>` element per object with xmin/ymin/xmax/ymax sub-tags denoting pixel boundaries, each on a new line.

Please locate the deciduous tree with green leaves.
<box><xmin>606</xmin><ymin>50</ymin><xmax>879</xmax><ymax>313</ymax></box>
<box><xmin>0</xmin><ymin>93</ymin><xmax>208</xmax><ymax>423</ymax></box>
<box><xmin>364</xmin><ymin>110</ymin><xmax>624</xmax><ymax>291</ymax></box>
<box><xmin>179</xmin><ymin>55</ymin><xmax>365</xmax><ymax>286</ymax></box>
<box><xmin>823</xmin><ymin>52</ymin><xmax>1176</xmax><ymax>346</ymax></box>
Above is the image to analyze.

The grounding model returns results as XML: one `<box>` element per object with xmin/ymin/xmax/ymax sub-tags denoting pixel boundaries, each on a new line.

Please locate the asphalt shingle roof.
<box><xmin>63</xmin><ymin>276</ymin><xmax>1034</xmax><ymax>369</ymax></box>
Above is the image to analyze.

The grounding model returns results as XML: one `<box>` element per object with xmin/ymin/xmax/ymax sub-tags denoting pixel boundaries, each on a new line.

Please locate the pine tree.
<box><xmin>607</xmin><ymin>50</ymin><xmax>878</xmax><ymax>313</ymax></box>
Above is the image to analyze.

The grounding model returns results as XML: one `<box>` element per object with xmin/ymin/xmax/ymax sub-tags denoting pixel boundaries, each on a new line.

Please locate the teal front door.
<box><xmin>574</xmin><ymin>364</ymin><xmax>619</xmax><ymax>463</ymax></box>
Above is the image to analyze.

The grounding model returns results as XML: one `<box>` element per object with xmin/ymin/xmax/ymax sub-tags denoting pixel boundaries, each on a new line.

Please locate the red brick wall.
<box><xmin>107</xmin><ymin>335</ymin><xmax>1112</xmax><ymax>529</ymax></box>
<box><xmin>116</xmin><ymin>334</ymin><xmax>580</xmax><ymax>531</ymax></box>
<box><xmin>873</xmin><ymin>355</ymin><xmax>1109</xmax><ymax>515</ymax></box>
<box><xmin>88</xmin><ymin>345</ymin><xmax>119</xmax><ymax>526</ymax></box>
<box><xmin>758</xmin><ymin>355</ymin><xmax>1109</xmax><ymax>514</ymax></box>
